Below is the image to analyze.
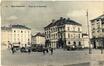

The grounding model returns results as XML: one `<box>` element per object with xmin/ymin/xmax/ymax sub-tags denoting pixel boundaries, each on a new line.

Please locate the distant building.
<box><xmin>44</xmin><ymin>17</ymin><xmax>82</xmax><ymax>48</ymax></box>
<box><xmin>1</xmin><ymin>24</ymin><xmax>31</xmax><ymax>48</ymax></box>
<box><xmin>31</xmin><ymin>32</ymin><xmax>45</xmax><ymax>46</ymax></box>
<box><xmin>82</xmin><ymin>33</ymin><xmax>90</xmax><ymax>48</ymax></box>
<box><xmin>90</xmin><ymin>14</ymin><xmax>104</xmax><ymax>48</ymax></box>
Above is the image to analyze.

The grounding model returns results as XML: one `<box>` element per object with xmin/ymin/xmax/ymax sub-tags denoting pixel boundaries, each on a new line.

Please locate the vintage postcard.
<box><xmin>1</xmin><ymin>0</ymin><xmax>104</xmax><ymax>66</ymax></box>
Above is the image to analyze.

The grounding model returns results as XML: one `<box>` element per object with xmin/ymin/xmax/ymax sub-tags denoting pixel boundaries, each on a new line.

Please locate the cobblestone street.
<box><xmin>1</xmin><ymin>49</ymin><xmax>104</xmax><ymax>66</ymax></box>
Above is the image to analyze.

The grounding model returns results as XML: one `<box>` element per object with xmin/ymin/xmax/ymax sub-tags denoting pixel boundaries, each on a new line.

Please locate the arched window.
<box><xmin>73</xmin><ymin>41</ymin><xmax>76</xmax><ymax>47</ymax></box>
<box><xmin>68</xmin><ymin>41</ymin><xmax>70</xmax><ymax>44</ymax></box>
<box><xmin>78</xmin><ymin>41</ymin><xmax>81</xmax><ymax>46</ymax></box>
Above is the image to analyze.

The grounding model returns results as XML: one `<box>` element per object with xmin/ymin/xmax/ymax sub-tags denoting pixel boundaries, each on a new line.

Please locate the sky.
<box><xmin>1</xmin><ymin>1</ymin><xmax>104</xmax><ymax>36</ymax></box>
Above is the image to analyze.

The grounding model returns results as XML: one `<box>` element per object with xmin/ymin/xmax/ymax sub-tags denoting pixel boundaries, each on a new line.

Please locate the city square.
<box><xmin>1</xmin><ymin>1</ymin><xmax>104</xmax><ymax>66</ymax></box>
<box><xmin>1</xmin><ymin>49</ymin><xmax>104</xmax><ymax>66</ymax></box>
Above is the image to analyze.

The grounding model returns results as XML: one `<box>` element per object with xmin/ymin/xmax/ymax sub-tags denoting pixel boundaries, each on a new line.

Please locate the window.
<box><xmin>78</xmin><ymin>28</ymin><xmax>80</xmax><ymax>32</ymax></box>
<box><xmin>92</xmin><ymin>31</ymin><xmax>95</xmax><ymax>33</ymax></box>
<box><xmin>102</xmin><ymin>22</ymin><xmax>104</xmax><ymax>24</ymax></box>
<box><xmin>73</xmin><ymin>41</ymin><xmax>76</xmax><ymax>47</ymax></box>
<box><xmin>92</xmin><ymin>23</ymin><xmax>94</xmax><ymax>25</ymax></box>
<box><xmin>78</xmin><ymin>41</ymin><xmax>81</xmax><ymax>46</ymax></box>
<box><xmin>79</xmin><ymin>34</ymin><xmax>80</xmax><ymax>38</ymax></box>
<box><xmin>68</xmin><ymin>33</ymin><xmax>70</xmax><ymax>38</ymax></box>
<box><xmin>28</xmin><ymin>31</ymin><xmax>30</xmax><ymax>33</ymax></box>
<box><xmin>68</xmin><ymin>27</ymin><xmax>70</xmax><ymax>31</ymax></box>
<box><xmin>73</xmin><ymin>27</ymin><xmax>75</xmax><ymax>31</ymax></box>
<box><xmin>73</xmin><ymin>34</ymin><xmax>75</xmax><ymax>38</ymax></box>
<box><xmin>68</xmin><ymin>41</ymin><xmax>70</xmax><ymax>44</ymax></box>
<box><xmin>102</xmin><ymin>29</ymin><xmax>104</xmax><ymax>32</ymax></box>
<box><xmin>45</xmin><ymin>32</ymin><xmax>46</xmax><ymax>34</ymax></box>
<box><xmin>92</xmin><ymin>28</ymin><xmax>95</xmax><ymax>30</ymax></box>
<box><xmin>21</xmin><ymin>31</ymin><xmax>23</xmax><ymax>33</ymax></box>
<box><xmin>71</xmin><ymin>34</ymin><xmax>73</xmax><ymax>38</ymax></box>
<box><xmin>14</xmin><ymin>30</ymin><xmax>16</xmax><ymax>32</ymax></box>
<box><xmin>97</xmin><ymin>19</ymin><xmax>99</xmax><ymax>21</ymax></box>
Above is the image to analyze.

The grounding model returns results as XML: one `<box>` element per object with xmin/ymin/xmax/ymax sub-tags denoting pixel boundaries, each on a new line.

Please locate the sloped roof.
<box><xmin>91</xmin><ymin>14</ymin><xmax>104</xmax><ymax>22</ymax></box>
<box><xmin>44</xmin><ymin>17</ymin><xmax>82</xmax><ymax>29</ymax></box>
<box><xmin>33</xmin><ymin>32</ymin><xmax>45</xmax><ymax>37</ymax></box>
<box><xmin>11</xmin><ymin>24</ymin><xmax>31</xmax><ymax>29</ymax></box>
<box><xmin>1</xmin><ymin>26</ymin><xmax>11</xmax><ymax>31</ymax></box>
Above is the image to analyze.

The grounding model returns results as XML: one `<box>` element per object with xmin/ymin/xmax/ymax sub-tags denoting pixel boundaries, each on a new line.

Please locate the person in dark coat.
<box><xmin>11</xmin><ymin>47</ymin><xmax>15</xmax><ymax>54</ymax></box>
<box><xmin>43</xmin><ymin>47</ymin><xmax>45</xmax><ymax>55</ymax></box>
<box><xmin>46</xmin><ymin>47</ymin><xmax>49</xmax><ymax>53</ymax></box>
<box><xmin>49</xmin><ymin>47</ymin><xmax>53</xmax><ymax>55</ymax></box>
<box><xmin>28</xmin><ymin>47</ymin><xmax>31</xmax><ymax>54</ymax></box>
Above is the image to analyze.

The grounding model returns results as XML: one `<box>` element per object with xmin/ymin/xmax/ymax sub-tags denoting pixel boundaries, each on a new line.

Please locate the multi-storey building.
<box><xmin>91</xmin><ymin>14</ymin><xmax>104</xmax><ymax>48</ymax></box>
<box><xmin>1</xmin><ymin>27</ymin><xmax>11</xmax><ymax>49</ymax></box>
<box><xmin>31</xmin><ymin>32</ymin><xmax>45</xmax><ymax>46</ymax></box>
<box><xmin>1</xmin><ymin>24</ymin><xmax>31</xmax><ymax>48</ymax></box>
<box><xmin>44</xmin><ymin>17</ymin><xmax>82</xmax><ymax>48</ymax></box>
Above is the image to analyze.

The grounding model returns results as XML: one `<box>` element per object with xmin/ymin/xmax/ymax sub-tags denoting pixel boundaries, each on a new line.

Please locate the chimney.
<box><xmin>63</xmin><ymin>18</ymin><xmax>66</xmax><ymax>21</ymax></box>
<box><xmin>60</xmin><ymin>17</ymin><xmax>63</xmax><ymax>20</ymax></box>
<box><xmin>52</xmin><ymin>19</ymin><xmax>55</xmax><ymax>23</ymax></box>
<box><xmin>67</xmin><ymin>18</ymin><xmax>70</xmax><ymax>21</ymax></box>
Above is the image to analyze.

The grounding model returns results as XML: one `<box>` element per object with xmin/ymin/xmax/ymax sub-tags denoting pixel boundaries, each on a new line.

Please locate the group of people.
<box><xmin>10</xmin><ymin>46</ymin><xmax>54</xmax><ymax>55</ymax></box>
<box><xmin>42</xmin><ymin>47</ymin><xmax>54</xmax><ymax>55</ymax></box>
<box><xmin>10</xmin><ymin>46</ymin><xmax>32</xmax><ymax>54</ymax></box>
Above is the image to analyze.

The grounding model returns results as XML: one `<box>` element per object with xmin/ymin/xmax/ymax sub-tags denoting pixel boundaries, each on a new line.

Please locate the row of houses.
<box><xmin>1</xmin><ymin>14</ymin><xmax>104</xmax><ymax>49</ymax></box>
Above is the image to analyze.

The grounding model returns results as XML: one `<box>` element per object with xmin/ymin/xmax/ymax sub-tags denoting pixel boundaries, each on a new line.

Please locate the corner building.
<box><xmin>44</xmin><ymin>17</ymin><xmax>82</xmax><ymax>48</ymax></box>
<box><xmin>90</xmin><ymin>14</ymin><xmax>104</xmax><ymax>48</ymax></box>
<box><xmin>1</xmin><ymin>24</ymin><xmax>31</xmax><ymax>48</ymax></box>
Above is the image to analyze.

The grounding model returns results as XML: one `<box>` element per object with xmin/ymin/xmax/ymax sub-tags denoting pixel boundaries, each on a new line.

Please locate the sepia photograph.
<box><xmin>1</xmin><ymin>0</ymin><xmax>104</xmax><ymax>66</ymax></box>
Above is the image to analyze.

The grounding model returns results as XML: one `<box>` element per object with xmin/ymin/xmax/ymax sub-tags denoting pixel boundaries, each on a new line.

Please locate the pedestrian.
<box><xmin>43</xmin><ymin>47</ymin><xmax>45</xmax><ymax>55</ymax></box>
<box><xmin>11</xmin><ymin>47</ymin><xmax>15</xmax><ymax>54</ymax></box>
<box><xmin>49</xmin><ymin>47</ymin><xmax>53</xmax><ymax>55</ymax></box>
<box><xmin>28</xmin><ymin>47</ymin><xmax>31</xmax><ymax>54</ymax></box>
<box><xmin>46</xmin><ymin>47</ymin><xmax>49</xmax><ymax>53</ymax></box>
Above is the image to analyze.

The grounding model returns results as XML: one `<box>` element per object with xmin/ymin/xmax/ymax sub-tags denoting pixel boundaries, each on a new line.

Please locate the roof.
<box><xmin>33</xmin><ymin>32</ymin><xmax>45</xmax><ymax>37</ymax></box>
<box><xmin>44</xmin><ymin>17</ymin><xmax>82</xmax><ymax>29</ymax></box>
<box><xmin>91</xmin><ymin>14</ymin><xmax>104</xmax><ymax>22</ymax></box>
<box><xmin>1</xmin><ymin>26</ymin><xmax>11</xmax><ymax>31</ymax></box>
<box><xmin>11</xmin><ymin>24</ymin><xmax>31</xmax><ymax>30</ymax></box>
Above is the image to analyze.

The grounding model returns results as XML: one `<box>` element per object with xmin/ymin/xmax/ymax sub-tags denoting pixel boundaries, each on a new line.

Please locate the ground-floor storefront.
<box><xmin>91</xmin><ymin>37</ymin><xmax>104</xmax><ymax>49</ymax></box>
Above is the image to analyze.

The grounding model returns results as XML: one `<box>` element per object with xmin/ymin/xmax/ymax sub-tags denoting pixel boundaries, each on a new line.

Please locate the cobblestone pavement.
<box><xmin>1</xmin><ymin>49</ymin><xmax>104</xmax><ymax>66</ymax></box>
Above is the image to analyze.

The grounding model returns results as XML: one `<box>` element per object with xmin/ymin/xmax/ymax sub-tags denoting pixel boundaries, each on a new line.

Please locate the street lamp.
<box><xmin>86</xmin><ymin>10</ymin><xmax>92</xmax><ymax>54</ymax></box>
<box><xmin>100</xmin><ymin>19</ymin><xmax>103</xmax><ymax>54</ymax></box>
<box><xmin>101</xmin><ymin>38</ymin><xmax>103</xmax><ymax>54</ymax></box>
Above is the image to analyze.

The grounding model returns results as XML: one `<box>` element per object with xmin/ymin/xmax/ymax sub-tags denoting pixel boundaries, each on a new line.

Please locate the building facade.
<box><xmin>44</xmin><ymin>17</ymin><xmax>82</xmax><ymax>48</ymax></box>
<box><xmin>31</xmin><ymin>32</ymin><xmax>45</xmax><ymax>46</ymax></box>
<box><xmin>82</xmin><ymin>33</ymin><xmax>90</xmax><ymax>48</ymax></box>
<box><xmin>1</xmin><ymin>24</ymin><xmax>31</xmax><ymax>48</ymax></box>
<box><xmin>90</xmin><ymin>14</ymin><xmax>104</xmax><ymax>48</ymax></box>
<box><xmin>1</xmin><ymin>27</ymin><xmax>11</xmax><ymax>49</ymax></box>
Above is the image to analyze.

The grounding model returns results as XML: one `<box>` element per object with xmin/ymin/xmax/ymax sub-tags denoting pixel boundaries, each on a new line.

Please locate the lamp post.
<box><xmin>100</xmin><ymin>19</ymin><xmax>103</xmax><ymax>54</ymax></box>
<box><xmin>86</xmin><ymin>10</ymin><xmax>92</xmax><ymax>54</ymax></box>
<box><xmin>101</xmin><ymin>38</ymin><xmax>103</xmax><ymax>54</ymax></box>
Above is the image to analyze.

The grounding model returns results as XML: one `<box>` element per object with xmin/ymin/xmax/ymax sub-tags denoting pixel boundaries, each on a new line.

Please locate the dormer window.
<box><xmin>21</xmin><ymin>31</ymin><xmax>23</xmax><ymax>33</ymax></box>
<box><xmin>14</xmin><ymin>30</ymin><xmax>16</xmax><ymax>32</ymax></box>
